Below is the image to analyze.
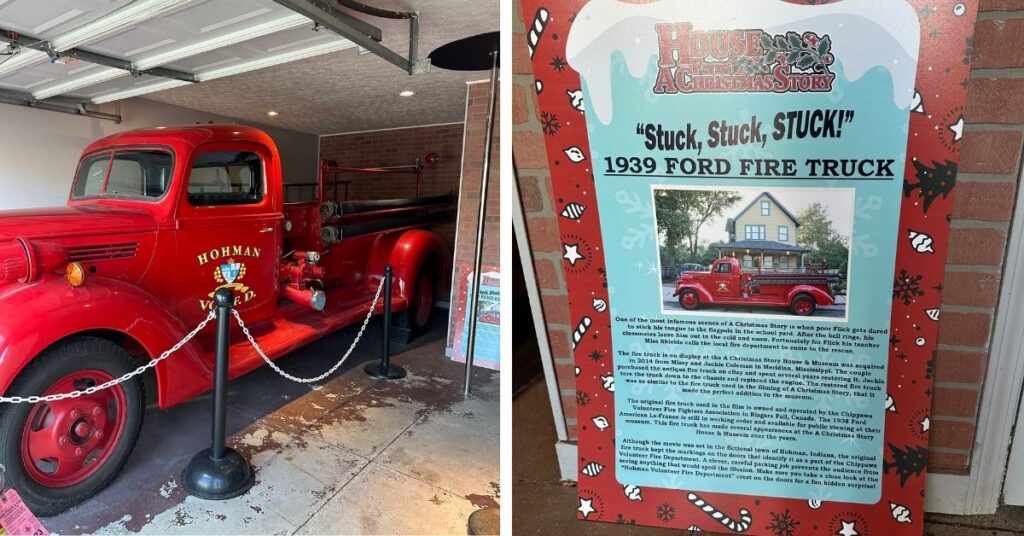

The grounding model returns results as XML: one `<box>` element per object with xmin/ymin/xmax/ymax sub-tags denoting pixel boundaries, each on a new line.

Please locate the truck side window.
<box><xmin>187</xmin><ymin>151</ymin><xmax>263</xmax><ymax>206</ymax></box>
<box><xmin>73</xmin><ymin>153</ymin><xmax>111</xmax><ymax>198</ymax></box>
<box><xmin>716</xmin><ymin>263</ymin><xmax>731</xmax><ymax>273</ymax></box>
<box><xmin>71</xmin><ymin>150</ymin><xmax>172</xmax><ymax>200</ymax></box>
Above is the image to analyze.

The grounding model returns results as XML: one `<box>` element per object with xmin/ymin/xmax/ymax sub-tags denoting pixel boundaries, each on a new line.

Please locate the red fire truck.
<box><xmin>0</xmin><ymin>125</ymin><xmax>452</xmax><ymax>514</ymax></box>
<box><xmin>672</xmin><ymin>257</ymin><xmax>839</xmax><ymax>316</ymax></box>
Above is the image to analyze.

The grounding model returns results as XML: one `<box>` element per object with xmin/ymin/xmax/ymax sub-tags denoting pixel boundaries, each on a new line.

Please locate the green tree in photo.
<box><xmin>796</xmin><ymin>202</ymin><xmax>849</xmax><ymax>276</ymax></box>
<box><xmin>655</xmin><ymin>190</ymin><xmax>741</xmax><ymax>262</ymax></box>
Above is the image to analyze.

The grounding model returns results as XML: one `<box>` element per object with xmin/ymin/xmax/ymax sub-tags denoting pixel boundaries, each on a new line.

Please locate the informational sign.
<box><xmin>449</xmin><ymin>265</ymin><xmax>501</xmax><ymax>371</ymax></box>
<box><xmin>520</xmin><ymin>0</ymin><xmax>978</xmax><ymax>533</ymax></box>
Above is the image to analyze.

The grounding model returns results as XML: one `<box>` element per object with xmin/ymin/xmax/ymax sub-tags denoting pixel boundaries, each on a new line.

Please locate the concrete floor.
<box><xmin>513</xmin><ymin>376</ymin><xmax>1024</xmax><ymax>536</ymax></box>
<box><xmin>44</xmin><ymin>319</ymin><xmax>499</xmax><ymax>535</ymax></box>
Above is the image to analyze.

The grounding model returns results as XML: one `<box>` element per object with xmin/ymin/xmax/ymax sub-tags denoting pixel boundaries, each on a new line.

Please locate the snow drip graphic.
<box><xmin>567</xmin><ymin>0</ymin><xmax>920</xmax><ymax>504</ymax></box>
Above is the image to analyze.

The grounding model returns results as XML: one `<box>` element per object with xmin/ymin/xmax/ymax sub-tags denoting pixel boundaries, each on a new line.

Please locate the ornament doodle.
<box><xmin>567</xmin><ymin>89</ymin><xmax>585</xmax><ymax>112</ymax></box>
<box><xmin>889</xmin><ymin>502</ymin><xmax>912</xmax><ymax>524</ymax></box>
<box><xmin>581</xmin><ymin>462</ymin><xmax>604</xmax><ymax>477</ymax></box>
<box><xmin>561</xmin><ymin>202</ymin><xmax>587</xmax><ymax>219</ymax></box>
<box><xmin>908</xmin><ymin>229</ymin><xmax>935</xmax><ymax>253</ymax></box>
<box><xmin>563</xmin><ymin>146</ymin><xmax>587</xmax><ymax>163</ymax></box>
<box><xmin>623</xmin><ymin>484</ymin><xmax>643</xmax><ymax>501</ymax></box>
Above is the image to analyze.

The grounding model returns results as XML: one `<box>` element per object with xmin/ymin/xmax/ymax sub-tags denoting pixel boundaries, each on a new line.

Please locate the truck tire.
<box><xmin>679</xmin><ymin>289</ymin><xmax>700</xmax><ymax>310</ymax></box>
<box><xmin>0</xmin><ymin>337</ymin><xmax>144</xmax><ymax>516</ymax></box>
<box><xmin>791</xmin><ymin>293</ymin><xmax>817</xmax><ymax>316</ymax></box>
<box><xmin>395</xmin><ymin>266</ymin><xmax>439</xmax><ymax>337</ymax></box>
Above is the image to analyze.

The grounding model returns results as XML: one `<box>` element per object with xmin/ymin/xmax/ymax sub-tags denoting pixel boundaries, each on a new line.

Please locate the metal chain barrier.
<box><xmin>234</xmin><ymin>276</ymin><xmax>386</xmax><ymax>384</ymax></box>
<box><xmin>0</xmin><ymin>311</ymin><xmax>217</xmax><ymax>404</ymax></box>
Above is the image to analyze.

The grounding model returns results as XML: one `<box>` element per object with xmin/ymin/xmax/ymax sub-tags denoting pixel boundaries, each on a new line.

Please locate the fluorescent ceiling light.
<box><xmin>0</xmin><ymin>48</ymin><xmax>48</xmax><ymax>77</ymax></box>
<box><xmin>91</xmin><ymin>78</ymin><xmax>190</xmax><ymax>104</ymax></box>
<box><xmin>50</xmin><ymin>0</ymin><xmax>192</xmax><ymax>52</ymax></box>
<box><xmin>196</xmin><ymin>38</ymin><xmax>356</xmax><ymax>81</ymax></box>
<box><xmin>399</xmin><ymin>90</ymin><xmax>415</xmax><ymax>97</ymax></box>
<box><xmin>266</xmin><ymin>110</ymin><xmax>279</xmax><ymax>116</ymax></box>
<box><xmin>32</xmin><ymin>67</ymin><xmax>124</xmax><ymax>100</ymax></box>
<box><xmin>133</xmin><ymin>13</ymin><xmax>310</xmax><ymax>70</ymax></box>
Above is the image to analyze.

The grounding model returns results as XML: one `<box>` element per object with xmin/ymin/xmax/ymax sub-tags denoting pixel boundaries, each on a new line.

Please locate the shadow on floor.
<box><xmin>45</xmin><ymin>318</ymin><xmax>499</xmax><ymax>535</ymax></box>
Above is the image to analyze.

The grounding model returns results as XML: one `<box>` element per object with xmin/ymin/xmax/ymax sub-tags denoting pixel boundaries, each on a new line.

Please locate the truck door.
<box><xmin>173</xmin><ymin>143</ymin><xmax>282</xmax><ymax>326</ymax></box>
<box><xmin>712</xmin><ymin>261</ymin><xmax>738</xmax><ymax>297</ymax></box>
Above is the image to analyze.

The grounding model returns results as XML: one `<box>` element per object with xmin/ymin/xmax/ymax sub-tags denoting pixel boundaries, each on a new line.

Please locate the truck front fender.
<box><xmin>786</xmin><ymin>285</ymin><xmax>833</xmax><ymax>306</ymax></box>
<box><xmin>676</xmin><ymin>283</ymin><xmax>715</xmax><ymax>304</ymax></box>
<box><xmin>0</xmin><ymin>276</ymin><xmax>209</xmax><ymax>408</ymax></box>
<box><xmin>366</xmin><ymin>229</ymin><xmax>450</xmax><ymax>304</ymax></box>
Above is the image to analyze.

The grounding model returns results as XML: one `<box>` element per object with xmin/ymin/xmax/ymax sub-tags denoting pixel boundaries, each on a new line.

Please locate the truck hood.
<box><xmin>0</xmin><ymin>206</ymin><xmax>157</xmax><ymax>241</ymax></box>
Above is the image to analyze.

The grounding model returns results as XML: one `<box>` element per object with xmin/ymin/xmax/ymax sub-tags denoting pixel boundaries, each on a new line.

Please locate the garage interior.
<box><xmin>0</xmin><ymin>0</ymin><xmax>499</xmax><ymax>534</ymax></box>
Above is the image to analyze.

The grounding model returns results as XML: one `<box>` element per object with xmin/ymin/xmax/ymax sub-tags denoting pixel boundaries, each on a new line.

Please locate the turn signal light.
<box><xmin>65</xmin><ymin>262</ymin><xmax>86</xmax><ymax>287</ymax></box>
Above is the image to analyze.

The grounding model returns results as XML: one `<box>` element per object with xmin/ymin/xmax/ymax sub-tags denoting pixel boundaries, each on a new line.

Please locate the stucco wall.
<box><xmin>0</xmin><ymin>98</ymin><xmax>319</xmax><ymax>211</ymax></box>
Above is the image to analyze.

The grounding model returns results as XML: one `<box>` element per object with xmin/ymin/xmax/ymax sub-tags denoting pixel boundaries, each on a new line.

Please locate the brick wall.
<box><xmin>928</xmin><ymin>3</ymin><xmax>1024</xmax><ymax>473</ymax></box>
<box><xmin>318</xmin><ymin>123</ymin><xmax>465</xmax><ymax>249</ymax></box>
<box><xmin>513</xmin><ymin>0</ymin><xmax>1024</xmax><ymax>474</ymax></box>
<box><xmin>447</xmin><ymin>80</ymin><xmax>502</xmax><ymax>349</ymax></box>
<box><xmin>513</xmin><ymin>0</ymin><xmax>578</xmax><ymax>438</ymax></box>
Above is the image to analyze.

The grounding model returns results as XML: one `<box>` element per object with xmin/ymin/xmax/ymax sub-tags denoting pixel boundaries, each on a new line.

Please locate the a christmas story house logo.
<box><xmin>652</xmin><ymin>23</ymin><xmax>836</xmax><ymax>95</ymax></box>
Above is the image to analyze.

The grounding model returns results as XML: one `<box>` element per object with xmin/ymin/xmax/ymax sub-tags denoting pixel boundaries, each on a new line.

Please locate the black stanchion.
<box><xmin>182</xmin><ymin>288</ymin><xmax>254</xmax><ymax>500</ymax></box>
<box><xmin>365</xmin><ymin>265</ymin><xmax>407</xmax><ymax>379</ymax></box>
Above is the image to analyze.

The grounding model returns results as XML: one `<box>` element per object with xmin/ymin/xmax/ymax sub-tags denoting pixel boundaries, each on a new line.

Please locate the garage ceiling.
<box><xmin>0</xmin><ymin>0</ymin><xmax>497</xmax><ymax>134</ymax></box>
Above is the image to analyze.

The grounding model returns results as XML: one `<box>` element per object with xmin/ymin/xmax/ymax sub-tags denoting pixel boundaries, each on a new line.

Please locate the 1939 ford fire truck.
<box><xmin>0</xmin><ymin>125</ymin><xmax>452</xmax><ymax>514</ymax></box>
<box><xmin>672</xmin><ymin>257</ymin><xmax>840</xmax><ymax>316</ymax></box>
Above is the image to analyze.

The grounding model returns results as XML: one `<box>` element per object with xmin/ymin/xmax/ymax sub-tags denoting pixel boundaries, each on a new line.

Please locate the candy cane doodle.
<box><xmin>527</xmin><ymin>8</ymin><xmax>550</xmax><ymax>58</ymax></box>
<box><xmin>572</xmin><ymin>316</ymin><xmax>592</xmax><ymax>349</ymax></box>
<box><xmin>687</xmin><ymin>493</ymin><xmax>753</xmax><ymax>533</ymax></box>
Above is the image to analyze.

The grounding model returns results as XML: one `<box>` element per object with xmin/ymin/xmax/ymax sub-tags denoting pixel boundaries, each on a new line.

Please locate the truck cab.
<box><xmin>0</xmin><ymin>125</ymin><xmax>451</xmax><ymax>515</ymax></box>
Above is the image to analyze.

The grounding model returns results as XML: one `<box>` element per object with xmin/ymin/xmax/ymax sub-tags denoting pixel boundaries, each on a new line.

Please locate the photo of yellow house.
<box><xmin>719</xmin><ymin>192</ymin><xmax>810</xmax><ymax>272</ymax></box>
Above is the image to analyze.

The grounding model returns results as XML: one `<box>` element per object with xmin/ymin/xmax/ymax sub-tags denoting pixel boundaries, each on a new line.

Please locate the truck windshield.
<box><xmin>72</xmin><ymin>150</ymin><xmax>173</xmax><ymax>200</ymax></box>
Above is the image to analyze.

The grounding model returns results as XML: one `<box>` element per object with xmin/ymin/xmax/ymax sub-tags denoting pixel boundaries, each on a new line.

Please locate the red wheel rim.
<box><xmin>795</xmin><ymin>298</ymin><xmax>813</xmax><ymax>315</ymax></box>
<box><xmin>681</xmin><ymin>291</ymin><xmax>698</xmax><ymax>309</ymax></box>
<box><xmin>414</xmin><ymin>275</ymin><xmax>435</xmax><ymax>327</ymax></box>
<box><xmin>20</xmin><ymin>370</ymin><xmax>127</xmax><ymax>488</ymax></box>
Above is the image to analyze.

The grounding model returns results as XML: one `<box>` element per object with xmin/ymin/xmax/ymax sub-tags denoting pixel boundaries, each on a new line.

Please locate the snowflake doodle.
<box><xmin>576</xmin><ymin>390</ymin><xmax>591</xmax><ymax>407</ymax></box>
<box><xmin>767</xmin><ymin>510</ymin><xmax>800</xmax><ymax>536</ymax></box>
<box><xmin>550</xmin><ymin>55</ymin><xmax>567</xmax><ymax>72</ymax></box>
<box><xmin>893</xmin><ymin>269</ymin><xmax>924</xmax><ymax>305</ymax></box>
<box><xmin>656</xmin><ymin>503</ymin><xmax>676</xmax><ymax>523</ymax></box>
<box><xmin>541</xmin><ymin>111</ymin><xmax>560</xmax><ymax>136</ymax></box>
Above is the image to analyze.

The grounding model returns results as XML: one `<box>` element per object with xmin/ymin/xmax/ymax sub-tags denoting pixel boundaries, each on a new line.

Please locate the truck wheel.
<box><xmin>0</xmin><ymin>337</ymin><xmax>144</xmax><ymax>516</ymax></box>
<box><xmin>791</xmin><ymin>294</ymin><xmax>817</xmax><ymax>316</ymax></box>
<box><xmin>396</xmin><ymin>268</ymin><xmax>438</xmax><ymax>336</ymax></box>
<box><xmin>679</xmin><ymin>289</ymin><xmax>700</xmax><ymax>310</ymax></box>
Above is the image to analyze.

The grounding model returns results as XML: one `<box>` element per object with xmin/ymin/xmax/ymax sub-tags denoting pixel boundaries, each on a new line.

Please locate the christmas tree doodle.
<box><xmin>904</xmin><ymin>159</ymin><xmax>957</xmax><ymax>213</ymax></box>
<box><xmin>883</xmin><ymin>443</ymin><xmax>928</xmax><ymax>487</ymax></box>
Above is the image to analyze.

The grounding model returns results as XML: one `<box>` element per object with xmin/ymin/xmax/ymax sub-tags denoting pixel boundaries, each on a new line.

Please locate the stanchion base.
<box><xmin>364</xmin><ymin>361</ymin><xmax>408</xmax><ymax>379</ymax></box>
<box><xmin>181</xmin><ymin>447</ymin><xmax>254</xmax><ymax>500</ymax></box>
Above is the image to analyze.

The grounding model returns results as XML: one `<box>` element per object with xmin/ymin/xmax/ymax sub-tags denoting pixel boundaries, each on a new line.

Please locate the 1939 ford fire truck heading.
<box><xmin>0</xmin><ymin>125</ymin><xmax>452</xmax><ymax>514</ymax></box>
<box><xmin>673</xmin><ymin>257</ymin><xmax>840</xmax><ymax>316</ymax></box>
